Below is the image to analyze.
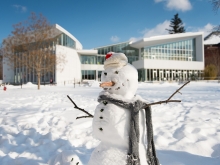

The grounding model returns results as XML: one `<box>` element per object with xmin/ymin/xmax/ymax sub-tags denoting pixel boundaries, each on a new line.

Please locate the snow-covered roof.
<box><xmin>204</xmin><ymin>31</ymin><xmax>220</xmax><ymax>45</ymax></box>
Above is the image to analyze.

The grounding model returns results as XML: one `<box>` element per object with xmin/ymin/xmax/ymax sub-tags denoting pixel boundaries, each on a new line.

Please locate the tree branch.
<box><xmin>68</xmin><ymin>81</ymin><xmax>190</xmax><ymax>119</ymax></box>
<box><xmin>67</xmin><ymin>95</ymin><xmax>94</xmax><ymax>119</ymax></box>
<box><xmin>147</xmin><ymin>100</ymin><xmax>181</xmax><ymax>106</ymax></box>
<box><xmin>167</xmin><ymin>81</ymin><xmax>190</xmax><ymax>101</ymax></box>
<box><xmin>146</xmin><ymin>81</ymin><xmax>190</xmax><ymax>107</ymax></box>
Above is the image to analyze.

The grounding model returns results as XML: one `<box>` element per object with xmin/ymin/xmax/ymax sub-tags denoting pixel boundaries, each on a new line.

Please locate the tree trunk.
<box><xmin>37</xmin><ymin>73</ymin><xmax>41</xmax><ymax>90</ymax></box>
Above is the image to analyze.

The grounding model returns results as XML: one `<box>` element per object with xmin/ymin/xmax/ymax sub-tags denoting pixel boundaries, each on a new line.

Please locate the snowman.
<box><xmin>88</xmin><ymin>52</ymin><xmax>159</xmax><ymax>165</ymax></box>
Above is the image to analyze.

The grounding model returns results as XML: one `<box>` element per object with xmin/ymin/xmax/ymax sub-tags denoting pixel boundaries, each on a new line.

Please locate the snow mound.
<box><xmin>49</xmin><ymin>150</ymin><xmax>83</xmax><ymax>165</ymax></box>
<box><xmin>25</xmin><ymin>82</ymin><xmax>35</xmax><ymax>86</ymax></box>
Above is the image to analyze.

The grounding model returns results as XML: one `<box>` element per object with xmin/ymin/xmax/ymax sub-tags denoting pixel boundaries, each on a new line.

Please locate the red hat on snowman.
<box><xmin>104</xmin><ymin>52</ymin><xmax>128</xmax><ymax>69</ymax></box>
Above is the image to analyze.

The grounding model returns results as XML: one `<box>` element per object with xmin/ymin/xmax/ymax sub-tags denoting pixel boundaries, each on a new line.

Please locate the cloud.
<box><xmin>129</xmin><ymin>37</ymin><xmax>142</xmax><ymax>42</ymax></box>
<box><xmin>187</xmin><ymin>23</ymin><xmax>215</xmax><ymax>37</ymax></box>
<box><xmin>13</xmin><ymin>5</ymin><xmax>27</xmax><ymax>12</ymax></box>
<box><xmin>154</xmin><ymin>0</ymin><xmax>164</xmax><ymax>2</ymax></box>
<box><xmin>142</xmin><ymin>20</ymin><xmax>170</xmax><ymax>37</ymax></box>
<box><xmin>129</xmin><ymin>21</ymin><xmax>215</xmax><ymax>43</ymax></box>
<box><xmin>155</xmin><ymin>0</ymin><xmax>192</xmax><ymax>11</ymax></box>
<box><xmin>129</xmin><ymin>20</ymin><xmax>170</xmax><ymax>42</ymax></box>
<box><xmin>110</xmin><ymin>36</ymin><xmax>120</xmax><ymax>42</ymax></box>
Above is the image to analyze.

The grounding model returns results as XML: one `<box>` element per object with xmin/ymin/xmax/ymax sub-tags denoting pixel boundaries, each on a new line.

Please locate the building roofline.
<box><xmin>94</xmin><ymin>41</ymin><xmax>131</xmax><ymax>49</ymax></box>
<box><xmin>93</xmin><ymin>32</ymin><xmax>204</xmax><ymax>50</ymax></box>
<box><xmin>204</xmin><ymin>31</ymin><xmax>220</xmax><ymax>40</ymax></box>
<box><xmin>130</xmin><ymin>32</ymin><xmax>204</xmax><ymax>48</ymax></box>
<box><xmin>77</xmin><ymin>49</ymin><xmax>98</xmax><ymax>55</ymax></box>
<box><xmin>54</xmin><ymin>24</ymin><xmax>83</xmax><ymax>50</ymax></box>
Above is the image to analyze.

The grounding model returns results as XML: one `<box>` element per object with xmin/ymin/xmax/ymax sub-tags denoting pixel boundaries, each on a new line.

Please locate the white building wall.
<box><xmin>81</xmin><ymin>64</ymin><xmax>104</xmax><ymax>70</ymax></box>
<box><xmin>195</xmin><ymin>35</ymin><xmax>204</xmax><ymax>62</ymax></box>
<box><xmin>55</xmin><ymin>45</ymin><xmax>81</xmax><ymax>84</ymax></box>
<box><xmin>132</xmin><ymin>59</ymin><xmax>204</xmax><ymax>70</ymax></box>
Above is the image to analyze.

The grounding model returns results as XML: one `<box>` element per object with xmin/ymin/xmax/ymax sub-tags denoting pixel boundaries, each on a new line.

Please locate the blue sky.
<box><xmin>0</xmin><ymin>0</ymin><xmax>219</xmax><ymax>49</ymax></box>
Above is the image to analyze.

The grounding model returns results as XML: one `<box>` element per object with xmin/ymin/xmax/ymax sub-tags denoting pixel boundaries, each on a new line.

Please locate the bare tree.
<box><xmin>3</xmin><ymin>12</ymin><xmax>66</xmax><ymax>89</ymax></box>
<box><xmin>210</xmin><ymin>0</ymin><xmax>220</xmax><ymax>31</ymax></box>
<box><xmin>211</xmin><ymin>0</ymin><xmax>220</xmax><ymax>12</ymax></box>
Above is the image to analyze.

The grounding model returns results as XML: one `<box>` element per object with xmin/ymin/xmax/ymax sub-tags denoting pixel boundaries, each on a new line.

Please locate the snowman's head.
<box><xmin>100</xmin><ymin>52</ymin><xmax>138</xmax><ymax>99</ymax></box>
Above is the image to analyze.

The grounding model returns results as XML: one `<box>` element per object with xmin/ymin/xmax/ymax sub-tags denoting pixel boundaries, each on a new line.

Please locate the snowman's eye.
<box><xmin>115</xmin><ymin>71</ymin><xmax>119</xmax><ymax>74</ymax></box>
<box><xmin>104</xmin><ymin>72</ymin><xmax>107</xmax><ymax>76</ymax></box>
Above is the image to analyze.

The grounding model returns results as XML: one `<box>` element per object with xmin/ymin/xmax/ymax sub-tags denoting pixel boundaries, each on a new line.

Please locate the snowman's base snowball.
<box><xmin>88</xmin><ymin>143</ymin><xmax>127</xmax><ymax>165</ymax></box>
<box><xmin>48</xmin><ymin>150</ymin><xmax>82</xmax><ymax>165</ymax></box>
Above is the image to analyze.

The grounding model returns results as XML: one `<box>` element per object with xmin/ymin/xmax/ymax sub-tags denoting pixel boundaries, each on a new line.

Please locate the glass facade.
<box><xmin>56</xmin><ymin>33</ymin><xmax>76</xmax><ymax>49</ymax></box>
<box><xmin>141</xmin><ymin>39</ymin><xmax>196</xmax><ymax>61</ymax></box>
<box><xmin>81</xmin><ymin>70</ymin><xmax>96</xmax><ymax>80</ymax></box>
<box><xmin>14</xmin><ymin>51</ymin><xmax>56</xmax><ymax>84</ymax></box>
<box><xmin>95</xmin><ymin>42</ymin><xmax>139</xmax><ymax>64</ymax></box>
<box><xmin>81</xmin><ymin>55</ymin><xmax>96</xmax><ymax>64</ymax></box>
<box><xmin>80</xmin><ymin>55</ymin><xmax>105</xmax><ymax>64</ymax></box>
<box><xmin>138</xmin><ymin>69</ymin><xmax>203</xmax><ymax>82</ymax></box>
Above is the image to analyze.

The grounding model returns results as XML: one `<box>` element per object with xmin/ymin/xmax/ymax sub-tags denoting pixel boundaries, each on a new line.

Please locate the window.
<box><xmin>81</xmin><ymin>70</ymin><xmax>96</xmax><ymax>80</ymax></box>
<box><xmin>96</xmin><ymin>42</ymin><xmax>139</xmax><ymax>64</ymax></box>
<box><xmin>142</xmin><ymin>39</ymin><xmax>196</xmax><ymax>62</ymax></box>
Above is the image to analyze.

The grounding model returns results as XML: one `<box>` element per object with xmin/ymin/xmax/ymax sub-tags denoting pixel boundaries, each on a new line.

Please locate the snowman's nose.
<box><xmin>100</xmin><ymin>81</ymin><xmax>115</xmax><ymax>88</ymax></box>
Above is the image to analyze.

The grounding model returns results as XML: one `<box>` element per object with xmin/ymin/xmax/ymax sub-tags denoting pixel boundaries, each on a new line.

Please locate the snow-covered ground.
<box><xmin>0</xmin><ymin>81</ymin><xmax>220</xmax><ymax>165</ymax></box>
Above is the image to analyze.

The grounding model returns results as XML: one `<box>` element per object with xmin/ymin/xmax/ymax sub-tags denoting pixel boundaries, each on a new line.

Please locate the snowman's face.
<box><xmin>101</xmin><ymin>64</ymin><xmax>138</xmax><ymax>99</ymax></box>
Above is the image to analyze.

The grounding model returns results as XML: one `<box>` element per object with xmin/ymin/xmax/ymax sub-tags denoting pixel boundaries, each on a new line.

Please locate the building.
<box><xmin>204</xmin><ymin>31</ymin><xmax>220</xmax><ymax>77</ymax></box>
<box><xmin>94</xmin><ymin>33</ymin><xmax>204</xmax><ymax>81</ymax></box>
<box><xmin>2</xmin><ymin>24</ymin><xmax>204</xmax><ymax>84</ymax></box>
<box><xmin>3</xmin><ymin>24</ymin><xmax>87</xmax><ymax>84</ymax></box>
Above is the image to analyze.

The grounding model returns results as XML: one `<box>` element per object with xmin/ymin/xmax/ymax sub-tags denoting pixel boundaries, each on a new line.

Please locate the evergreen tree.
<box><xmin>166</xmin><ymin>13</ymin><xmax>185</xmax><ymax>34</ymax></box>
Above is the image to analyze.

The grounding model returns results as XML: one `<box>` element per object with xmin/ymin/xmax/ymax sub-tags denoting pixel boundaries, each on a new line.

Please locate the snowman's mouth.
<box><xmin>100</xmin><ymin>81</ymin><xmax>115</xmax><ymax>88</ymax></box>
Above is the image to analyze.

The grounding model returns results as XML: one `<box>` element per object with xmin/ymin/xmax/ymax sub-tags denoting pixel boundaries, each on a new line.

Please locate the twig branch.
<box><xmin>67</xmin><ymin>95</ymin><xmax>93</xmax><ymax>119</ymax></box>
<box><xmin>147</xmin><ymin>100</ymin><xmax>181</xmax><ymax>106</ymax></box>
<box><xmin>68</xmin><ymin>81</ymin><xmax>190</xmax><ymax>118</ymax></box>
<box><xmin>167</xmin><ymin>81</ymin><xmax>190</xmax><ymax>101</ymax></box>
<box><xmin>146</xmin><ymin>81</ymin><xmax>190</xmax><ymax>107</ymax></box>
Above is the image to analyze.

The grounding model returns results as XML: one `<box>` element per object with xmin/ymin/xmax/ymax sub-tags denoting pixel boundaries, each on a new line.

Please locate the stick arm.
<box><xmin>144</xmin><ymin>81</ymin><xmax>190</xmax><ymax>108</ymax></box>
<box><xmin>67</xmin><ymin>95</ymin><xmax>94</xmax><ymax>119</ymax></box>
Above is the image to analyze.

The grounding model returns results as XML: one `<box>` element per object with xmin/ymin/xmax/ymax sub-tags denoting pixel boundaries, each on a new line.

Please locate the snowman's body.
<box><xmin>88</xmin><ymin>53</ymin><xmax>148</xmax><ymax>165</ymax></box>
<box><xmin>89</xmin><ymin>104</ymin><xmax>148</xmax><ymax>165</ymax></box>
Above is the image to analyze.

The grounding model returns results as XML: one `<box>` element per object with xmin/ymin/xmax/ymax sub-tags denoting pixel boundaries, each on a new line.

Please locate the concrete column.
<box><xmin>189</xmin><ymin>71</ymin><xmax>192</xmax><ymax>80</ymax></box>
<box><xmin>178</xmin><ymin>71</ymin><xmax>181</xmax><ymax>80</ymax></box>
<box><xmin>96</xmin><ymin>70</ymin><xmax>98</xmax><ymax>81</ymax></box>
<box><xmin>153</xmin><ymin>69</ymin><xmax>157</xmax><ymax>81</ymax></box>
<box><xmin>166</xmin><ymin>70</ymin><xmax>169</xmax><ymax>81</ymax></box>
<box><xmin>172</xmin><ymin>71</ymin><xmax>175</xmax><ymax>81</ymax></box>
<box><xmin>159</xmin><ymin>70</ymin><xmax>163</xmax><ymax>81</ymax></box>
<box><xmin>145</xmin><ymin>69</ymin><xmax>148</xmax><ymax>82</ymax></box>
<box><xmin>183</xmin><ymin>71</ymin><xmax>187</xmax><ymax>80</ymax></box>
